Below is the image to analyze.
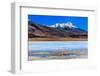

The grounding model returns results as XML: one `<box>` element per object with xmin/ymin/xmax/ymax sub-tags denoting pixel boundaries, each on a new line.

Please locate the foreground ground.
<box><xmin>28</xmin><ymin>49</ymin><xmax>88</xmax><ymax>60</ymax></box>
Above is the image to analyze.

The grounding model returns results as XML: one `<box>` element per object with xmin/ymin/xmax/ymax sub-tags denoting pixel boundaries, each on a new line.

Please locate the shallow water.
<box><xmin>29</xmin><ymin>41</ymin><xmax>88</xmax><ymax>51</ymax></box>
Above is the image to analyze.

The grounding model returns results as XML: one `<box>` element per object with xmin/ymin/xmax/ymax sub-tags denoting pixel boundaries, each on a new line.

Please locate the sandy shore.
<box><xmin>29</xmin><ymin>38</ymin><xmax>87</xmax><ymax>41</ymax></box>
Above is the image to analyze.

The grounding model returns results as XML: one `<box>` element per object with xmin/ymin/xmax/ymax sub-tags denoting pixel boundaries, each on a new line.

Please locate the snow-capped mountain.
<box><xmin>28</xmin><ymin>21</ymin><xmax>87</xmax><ymax>39</ymax></box>
<box><xmin>49</xmin><ymin>22</ymin><xmax>78</xmax><ymax>28</ymax></box>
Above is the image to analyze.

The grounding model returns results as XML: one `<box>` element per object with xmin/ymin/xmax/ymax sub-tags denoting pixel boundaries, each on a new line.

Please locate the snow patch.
<box><xmin>50</xmin><ymin>22</ymin><xmax>78</xmax><ymax>28</ymax></box>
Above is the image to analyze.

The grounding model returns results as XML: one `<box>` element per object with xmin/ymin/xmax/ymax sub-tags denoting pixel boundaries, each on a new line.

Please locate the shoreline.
<box><xmin>28</xmin><ymin>38</ymin><xmax>87</xmax><ymax>41</ymax></box>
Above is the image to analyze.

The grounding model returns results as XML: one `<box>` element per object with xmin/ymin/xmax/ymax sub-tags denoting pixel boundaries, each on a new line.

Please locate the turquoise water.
<box><xmin>29</xmin><ymin>41</ymin><xmax>88</xmax><ymax>52</ymax></box>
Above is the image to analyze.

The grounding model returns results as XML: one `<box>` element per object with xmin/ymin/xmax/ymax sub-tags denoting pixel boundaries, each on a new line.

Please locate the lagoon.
<box><xmin>29</xmin><ymin>41</ymin><xmax>88</xmax><ymax>52</ymax></box>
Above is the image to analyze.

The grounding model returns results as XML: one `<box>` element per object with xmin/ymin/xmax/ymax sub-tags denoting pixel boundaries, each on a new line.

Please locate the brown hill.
<box><xmin>28</xmin><ymin>21</ymin><xmax>87</xmax><ymax>41</ymax></box>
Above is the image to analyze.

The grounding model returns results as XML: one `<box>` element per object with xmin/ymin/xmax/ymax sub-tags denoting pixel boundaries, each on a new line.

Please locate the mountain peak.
<box><xmin>50</xmin><ymin>22</ymin><xmax>78</xmax><ymax>28</ymax></box>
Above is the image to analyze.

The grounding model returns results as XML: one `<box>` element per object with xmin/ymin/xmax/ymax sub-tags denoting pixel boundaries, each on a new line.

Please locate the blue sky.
<box><xmin>28</xmin><ymin>15</ymin><xmax>88</xmax><ymax>31</ymax></box>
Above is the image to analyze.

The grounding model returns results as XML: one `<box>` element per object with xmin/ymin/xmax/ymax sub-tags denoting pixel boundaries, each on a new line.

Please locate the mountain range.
<box><xmin>28</xmin><ymin>21</ymin><xmax>87</xmax><ymax>40</ymax></box>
